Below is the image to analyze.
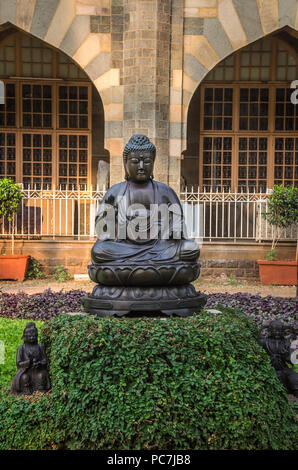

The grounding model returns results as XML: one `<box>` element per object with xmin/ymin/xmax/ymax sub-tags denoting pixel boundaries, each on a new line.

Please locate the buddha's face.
<box><xmin>23</xmin><ymin>329</ymin><xmax>38</xmax><ymax>345</ymax></box>
<box><xmin>125</xmin><ymin>150</ymin><xmax>154</xmax><ymax>183</ymax></box>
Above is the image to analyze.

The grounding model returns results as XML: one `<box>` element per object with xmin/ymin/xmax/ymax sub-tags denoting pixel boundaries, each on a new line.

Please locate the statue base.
<box><xmin>82</xmin><ymin>284</ymin><xmax>207</xmax><ymax>317</ymax></box>
<box><xmin>88</xmin><ymin>262</ymin><xmax>200</xmax><ymax>286</ymax></box>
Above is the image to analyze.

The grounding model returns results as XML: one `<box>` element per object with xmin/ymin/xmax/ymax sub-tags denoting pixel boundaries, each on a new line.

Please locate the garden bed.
<box><xmin>0</xmin><ymin>288</ymin><xmax>296</xmax><ymax>330</ymax></box>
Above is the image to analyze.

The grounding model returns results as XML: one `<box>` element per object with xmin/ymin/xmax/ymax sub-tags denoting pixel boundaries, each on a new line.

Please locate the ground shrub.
<box><xmin>206</xmin><ymin>292</ymin><xmax>297</xmax><ymax>328</ymax></box>
<box><xmin>51</xmin><ymin>265</ymin><xmax>73</xmax><ymax>282</ymax></box>
<box><xmin>0</xmin><ymin>309</ymin><xmax>296</xmax><ymax>450</ymax></box>
<box><xmin>0</xmin><ymin>289</ymin><xmax>296</xmax><ymax>329</ymax></box>
<box><xmin>0</xmin><ymin>289</ymin><xmax>85</xmax><ymax>320</ymax></box>
<box><xmin>0</xmin><ymin>318</ymin><xmax>44</xmax><ymax>389</ymax></box>
<box><xmin>26</xmin><ymin>258</ymin><xmax>46</xmax><ymax>280</ymax></box>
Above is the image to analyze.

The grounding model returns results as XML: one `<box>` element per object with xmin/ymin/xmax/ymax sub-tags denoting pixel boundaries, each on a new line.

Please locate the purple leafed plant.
<box><xmin>0</xmin><ymin>289</ymin><xmax>297</xmax><ymax>327</ymax></box>
<box><xmin>206</xmin><ymin>292</ymin><xmax>297</xmax><ymax>328</ymax></box>
<box><xmin>0</xmin><ymin>289</ymin><xmax>86</xmax><ymax>320</ymax></box>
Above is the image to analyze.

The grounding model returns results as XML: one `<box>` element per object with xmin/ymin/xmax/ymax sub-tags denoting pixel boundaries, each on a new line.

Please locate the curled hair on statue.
<box><xmin>123</xmin><ymin>134</ymin><xmax>156</xmax><ymax>163</ymax></box>
<box><xmin>22</xmin><ymin>322</ymin><xmax>38</xmax><ymax>338</ymax></box>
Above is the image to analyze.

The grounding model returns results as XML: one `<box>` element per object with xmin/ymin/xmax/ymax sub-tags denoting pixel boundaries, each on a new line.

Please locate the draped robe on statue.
<box><xmin>91</xmin><ymin>180</ymin><xmax>199</xmax><ymax>264</ymax></box>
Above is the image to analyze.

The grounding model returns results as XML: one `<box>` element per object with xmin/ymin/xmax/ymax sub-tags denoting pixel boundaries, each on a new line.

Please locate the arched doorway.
<box><xmin>183</xmin><ymin>31</ymin><xmax>298</xmax><ymax>191</ymax></box>
<box><xmin>0</xmin><ymin>25</ymin><xmax>107</xmax><ymax>191</ymax></box>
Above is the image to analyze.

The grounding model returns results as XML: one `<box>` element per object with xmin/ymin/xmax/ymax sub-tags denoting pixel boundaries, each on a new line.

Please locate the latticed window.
<box><xmin>239</xmin><ymin>88</ymin><xmax>269</xmax><ymax>131</ymax></box>
<box><xmin>274</xmin><ymin>137</ymin><xmax>298</xmax><ymax>187</ymax></box>
<box><xmin>58</xmin><ymin>85</ymin><xmax>89</xmax><ymax>129</ymax></box>
<box><xmin>239</xmin><ymin>39</ymin><xmax>271</xmax><ymax>81</ymax></box>
<box><xmin>238</xmin><ymin>137</ymin><xmax>267</xmax><ymax>192</ymax></box>
<box><xmin>0</xmin><ymin>37</ymin><xmax>16</xmax><ymax>76</ymax></box>
<box><xmin>0</xmin><ymin>30</ymin><xmax>92</xmax><ymax>189</ymax></box>
<box><xmin>21</xmin><ymin>35</ymin><xmax>53</xmax><ymax>78</ymax></box>
<box><xmin>201</xmin><ymin>36</ymin><xmax>298</xmax><ymax>191</ymax></box>
<box><xmin>0</xmin><ymin>83</ymin><xmax>16</xmax><ymax>126</ymax></box>
<box><xmin>22</xmin><ymin>84</ymin><xmax>52</xmax><ymax>128</ymax></box>
<box><xmin>22</xmin><ymin>133</ymin><xmax>52</xmax><ymax>188</ymax></box>
<box><xmin>58</xmin><ymin>134</ymin><xmax>89</xmax><ymax>189</ymax></box>
<box><xmin>202</xmin><ymin>136</ymin><xmax>232</xmax><ymax>191</ymax></box>
<box><xmin>0</xmin><ymin>132</ymin><xmax>16</xmax><ymax>180</ymax></box>
<box><xmin>203</xmin><ymin>88</ymin><xmax>233</xmax><ymax>131</ymax></box>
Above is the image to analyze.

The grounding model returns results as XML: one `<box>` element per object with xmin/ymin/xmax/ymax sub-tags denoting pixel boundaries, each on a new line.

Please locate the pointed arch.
<box><xmin>182</xmin><ymin>30</ymin><xmax>298</xmax><ymax>190</ymax></box>
<box><xmin>0</xmin><ymin>24</ymin><xmax>109</xmax><ymax>189</ymax></box>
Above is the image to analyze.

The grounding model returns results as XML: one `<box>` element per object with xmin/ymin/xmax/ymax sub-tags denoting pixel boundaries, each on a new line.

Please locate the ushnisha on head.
<box><xmin>123</xmin><ymin>134</ymin><xmax>156</xmax><ymax>183</ymax></box>
<box><xmin>22</xmin><ymin>322</ymin><xmax>38</xmax><ymax>344</ymax></box>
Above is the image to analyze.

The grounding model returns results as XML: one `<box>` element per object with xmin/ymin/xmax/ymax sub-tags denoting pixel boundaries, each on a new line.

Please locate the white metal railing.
<box><xmin>0</xmin><ymin>186</ymin><xmax>297</xmax><ymax>243</ymax></box>
<box><xmin>179</xmin><ymin>187</ymin><xmax>297</xmax><ymax>242</ymax></box>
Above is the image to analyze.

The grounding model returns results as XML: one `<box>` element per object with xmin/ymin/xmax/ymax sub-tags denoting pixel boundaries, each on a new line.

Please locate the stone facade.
<box><xmin>0</xmin><ymin>0</ymin><xmax>296</xmax><ymax>192</ymax></box>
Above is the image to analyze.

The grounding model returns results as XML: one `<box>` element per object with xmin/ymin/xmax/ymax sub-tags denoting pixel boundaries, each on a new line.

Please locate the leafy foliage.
<box><xmin>0</xmin><ymin>289</ymin><xmax>85</xmax><ymax>320</ymax></box>
<box><xmin>265</xmin><ymin>249</ymin><xmax>277</xmax><ymax>261</ymax></box>
<box><xmin>26</xmin><ymin>258</ymin><xmax>46</xmax><ymax>280</ymax></box>
<box><xmin>0</xmin><ymin>310</ymin><xmax>296</xmax><ymax>450</ymax></box>
<box><xmin>51</xmin><ymin>265</ymin><xmax>73</xmax><ymax>282</ymax></box>
<box><xmin>263</xmin><ymin>185</ymin><xmax>298</xmax><ymax>251</ymax></box>
<box><xmin>206</xmin><ymin>292</ymin><xmax>297</xmax><ymax>328</ymax></box>
<box><xmin>0</xmin><ymin>178</ymin><xmax>23</xmax><ymax>221</ymax></box>
<box><xmin>0</xmin><ymin>318</ymin><xmax>44</xmax><ymax>389</ymax></box>
<box><xmin>0</xmin><ymin>178</ymin><xmax>23</xmax><ymax>254</ymax></box>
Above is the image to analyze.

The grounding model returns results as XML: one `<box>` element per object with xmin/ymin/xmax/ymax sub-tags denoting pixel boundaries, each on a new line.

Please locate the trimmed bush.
<box><xmin>0</xmin><ymin>318</ymin><xmax>44</xmax><ymax>389</ymax></box>
<box><xmin>0</xmin><ymin>309</ymin><xmax>297</xmax><ymax>450</ymax></box>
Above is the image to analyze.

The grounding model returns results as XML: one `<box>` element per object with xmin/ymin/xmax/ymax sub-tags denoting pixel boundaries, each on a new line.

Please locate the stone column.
<box><xmin>121</xmin><ymin>0</ymin><xmax>172</xmax><ymax>185</ymax></box>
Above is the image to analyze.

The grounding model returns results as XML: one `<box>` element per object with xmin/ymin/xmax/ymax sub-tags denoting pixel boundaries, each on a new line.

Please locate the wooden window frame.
<box><xmin>199</xmin><ymin>82</ymin><xmax>295</xmax><ymax>190</ymax></box>
<box><xmin>0</xmin><ymin>29</ymin><xmax>93</xmax><ymax>190</ymax></box>
<box><xmin>199</xmin><ymin>36</ymin><xmax>298</xmax><ymax>191</ymax></box>
<box><xmin>57</xmin><ymin>131</ymin><xmax>91</xmax><ymax>190</ymax></box>
<box><xmin>0</xmin><ymin>79</ymin><xmax>92</xmax><ymax>189</ymax></box>
<box><xmin>0</xmin><ymin>131</ymin><xmax>17</xmax><ymax>180</ymax></box>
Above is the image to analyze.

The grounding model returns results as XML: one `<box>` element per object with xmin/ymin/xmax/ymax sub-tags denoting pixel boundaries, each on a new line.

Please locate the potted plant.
<box><xmin>257</xmin><ymin>184</ymin><xmax>298</xmax><ymax>286</ymax></box>
<box><xmin>0</xmin><ymin>178</ymin><xmax>29</xmax><ymax>281</ymax></box>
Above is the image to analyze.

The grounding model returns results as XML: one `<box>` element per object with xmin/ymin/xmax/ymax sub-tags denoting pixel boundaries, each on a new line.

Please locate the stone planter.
<box><xmin>257</xmin><ymin>260</ymin><xmax>297</xmax><ymax>285</ymax></box>
<box><xmin>0</xmin><ymin>255</ymin><xmax>29</xmax><ymax>281</ymax></box>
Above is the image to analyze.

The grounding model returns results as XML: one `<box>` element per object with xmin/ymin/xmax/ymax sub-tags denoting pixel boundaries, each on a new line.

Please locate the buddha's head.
<box><xmin>267</xmin><ymin>320</ymin><xmax>285</xmax><ymax>339</ymax></box>
<box><xmin>22</xmin><ymin>322</ymin><xmax>38</xmax><ymax>345</ymax></box>
<box><xmin>123</xmin><ymin>134</ymin><xmax>156</xmax><ymax>183</ymax></box>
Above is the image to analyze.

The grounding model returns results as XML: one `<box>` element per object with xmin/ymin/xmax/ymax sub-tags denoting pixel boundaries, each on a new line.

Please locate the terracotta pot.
<box><xmin>0</xmin><ymin>255</ymin><xmax>29</xmax><ymax>281</ymax></box>
<box><xmin>257</xmin><ymin>260</ymin><xmax>297</xmax><ymax>285</ymax></box>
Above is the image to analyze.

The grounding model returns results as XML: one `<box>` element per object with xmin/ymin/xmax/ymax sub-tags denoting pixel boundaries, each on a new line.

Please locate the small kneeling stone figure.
<box><xmin>11</xmin><ymin>322</ymin><xmax>51</xmax><ymax>395</ymax></box>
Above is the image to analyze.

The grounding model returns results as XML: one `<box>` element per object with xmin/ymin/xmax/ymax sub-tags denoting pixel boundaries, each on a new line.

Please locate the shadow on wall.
<box><xmin>92</xmin><ymin>85</ymin><xmax>109</xmax><ymax>189</ymax></box>
<box><xmin>181</xmin><ymin>88</ymin><xmax>201</xmax><ymax>189</ymax></box>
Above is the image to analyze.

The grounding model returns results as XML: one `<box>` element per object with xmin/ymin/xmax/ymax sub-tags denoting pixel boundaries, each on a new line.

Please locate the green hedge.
<box><xmin>0</xmin><ymin>318</ymin><xmax>44</xmax><ymax>389</ymax></box>
<box><xmin>0</xmin><ymin>309</ymin><xmax>297</xmax><ymax>450</ymax></box>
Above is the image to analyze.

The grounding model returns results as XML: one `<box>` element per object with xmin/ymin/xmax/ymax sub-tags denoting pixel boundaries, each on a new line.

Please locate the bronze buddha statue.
<box><xmin>83</xmin><ymin>134</ymin><xmax>206</xmax><ymax>316</ymax></box>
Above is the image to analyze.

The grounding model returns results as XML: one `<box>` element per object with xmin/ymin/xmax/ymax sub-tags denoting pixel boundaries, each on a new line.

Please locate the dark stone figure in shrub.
<box><xmin>83</xmin><ymin>134</ymin><xmax>206</xmax><ymax>317</ymax></box>
<box><xmin>259</xmin><ymin>320</ymin><xmax>298</xmax><ymax>397</ymax></box>
<box><xmin>11</xmin><ymin>322</ymin><xmax>50</xmax><ymax>395</ymax></box>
